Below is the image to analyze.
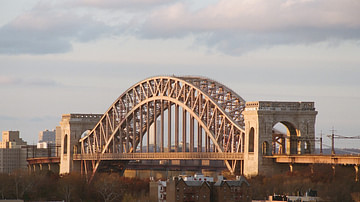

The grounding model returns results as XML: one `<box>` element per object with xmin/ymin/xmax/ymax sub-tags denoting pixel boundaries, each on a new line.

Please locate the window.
<box><xmin>262</xmin><ymin>141</ymin><xmax>269</xmax><ymax>155</ymax></box>
<box><xmin>63</xmin><ymin>134</ymin><xmax>68</xmax><ymax>154</ymax></box>
<box><xmin>305</xmin><ymin>141</ymin><xmax>311</xmax><ymax>154</ymax></box>
<box><xmin>248</xmin><ymin>128</ymin><xmax>255</xmax><ymax>152</ymax></box>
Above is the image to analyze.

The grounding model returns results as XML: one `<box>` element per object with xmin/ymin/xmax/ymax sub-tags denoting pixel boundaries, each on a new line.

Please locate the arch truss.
<box><xmin>77</xmin><ymin>76</ymin><xmax>246</xmax><ymax>180</ymax></box>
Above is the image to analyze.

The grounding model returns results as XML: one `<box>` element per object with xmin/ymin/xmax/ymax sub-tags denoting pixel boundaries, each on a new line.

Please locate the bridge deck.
<box><xmin>267</xmin><ymin>154</ymin><xmax>360</xmax><ymax>165</ymax></box>
<box><xmin>73</xmin><ymin>152</ymin><xmax>244</xmax><ymax>161</ymax></box>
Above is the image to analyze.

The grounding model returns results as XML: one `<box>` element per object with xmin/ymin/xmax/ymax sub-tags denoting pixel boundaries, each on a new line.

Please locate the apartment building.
<box><xmin>0</xmin><ymin>131</ymin><xmax>28</xmax><ymax>173</ymax></box>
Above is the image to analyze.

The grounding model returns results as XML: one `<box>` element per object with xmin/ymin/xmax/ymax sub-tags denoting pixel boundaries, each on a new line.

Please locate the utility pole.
<box><xmin>331</xmin><ymin>127</ymin><xmax>336</xmax><ymax>155</ymax></box>
<box><xmin>320</xmin><ymin>131</ymin><xmax>323</xmax><ymax>154</ymax></box>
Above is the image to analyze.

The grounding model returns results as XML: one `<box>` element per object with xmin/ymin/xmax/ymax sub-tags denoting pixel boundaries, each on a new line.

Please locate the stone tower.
<box><xmin>59</xmin><ymin>114</ymin><xmax>102</xmax><ymax>174</ymax></box>
<box><xmin>242</xmin><ymin>101</ymin><xmax>317</xmax><ymax>177</ymax></box>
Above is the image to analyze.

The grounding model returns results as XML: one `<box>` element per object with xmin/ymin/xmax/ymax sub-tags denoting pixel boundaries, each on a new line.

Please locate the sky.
<box><xmin>0</xmin><ymin>0</ymin><xmax>359</xmax><ymax>149</ymax></box>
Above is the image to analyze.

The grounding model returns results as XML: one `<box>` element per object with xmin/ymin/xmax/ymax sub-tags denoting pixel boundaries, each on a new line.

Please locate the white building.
<box><xmin>180</xmin><ymin>173</ymin><xmax>214</xmax><ymax>182</ymax></box>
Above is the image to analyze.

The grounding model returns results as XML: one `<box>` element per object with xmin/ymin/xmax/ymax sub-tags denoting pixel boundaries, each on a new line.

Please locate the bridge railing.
<box><xmin>26</xmin><ymin>145</ymin><xmax>61</xmax><ymax>159</ymax></box>
<box><xmin>73</xmin><ymin>152</ymin><xmax>244</xmax><ymax>161</ymax></box>
<box><xmin>267</xmin><ymin>154</ymin><xmax>360</xmax><ymax>165</ymax></box>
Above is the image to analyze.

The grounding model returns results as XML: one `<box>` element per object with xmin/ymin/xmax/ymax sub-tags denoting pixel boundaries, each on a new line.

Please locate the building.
<box><xmin>167</xmin><ymin>177</ymin><xmax>211</xmax><ymax>202</ymax></box>
<box><xmin>253</xmin><ymin>191</ymin><xmax>321</xmax><ymax>202</ymax></box>
<box><xmin>36</xmin><ymin>129</ymin><xmax>58</xmax><ymax>158</ymax></box>
<box><xmin>150</xmin><ymin>180</ymin><xmax>167</xmax><ymax>201</ymax></box>
<box><xmin>37</xmin><ymin>129</ymin><xmax>56</xmax><ymax>148</ymax></box>
<box><xmin>150</xmin><ymin>173</ymin><xmax>251</xmax><ymax>202</ymax></box>
<box><xmin>0</xmin><ymin>148</ymin><xmax>27</xmax><ymax>173</ymax></box>
<box><xmin>38</xmin><ymin>129</ymin><xmax>55</xmax><ymax>144</ymax></box>
<box><xmin>0</xmin><ymin>131</ymin><xmax>27</xmax><ymax>149</ymax></box>
<box><xmin>213</xmin><ymin>175</ymin><xmax>251</xmax><ymax>202</ymax></box>
<box><xmin>0</xmin><ymin>131</ymin><xmax>27</xmax><ymax>173</ymax></box>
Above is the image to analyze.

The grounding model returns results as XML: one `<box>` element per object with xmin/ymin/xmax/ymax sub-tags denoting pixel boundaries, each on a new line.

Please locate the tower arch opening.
<box><xmin>272</xmin><ymin>122</ymin><xmax>299</xmax><ymax>155</ymax></box>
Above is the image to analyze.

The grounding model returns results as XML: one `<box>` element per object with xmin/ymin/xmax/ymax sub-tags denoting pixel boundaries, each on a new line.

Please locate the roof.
<box><xmin>214</xmin><ymin>176</ymin><xmax>250</xmax><ymax>187</ymax></box>
<box><xmin>179</xmin><ymin>179</ymin><xmax>211</xmax><ymax>187</ymax></box>
<box><xmin>184</xmin><ymin>181</ymin><xmax>204</xmax><ymax>187</ymax></box>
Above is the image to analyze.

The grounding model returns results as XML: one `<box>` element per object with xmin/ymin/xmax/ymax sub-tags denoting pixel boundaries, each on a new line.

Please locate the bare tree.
<box><xmin>12</xmin><ymin>170</ymin><xmax>35</xmax><ymax>199</ymax></box>
<box><xmin>0</xmin><ymin>173</ymin><xmax>11</xmax><ymax>199</ymax></box>
<box><xmin>58</xmin><ymin>173</ymin><xmax>86</xmax><ymax>202</ymax></box>
<box><xmin>94</xmin><ymin>173</ymin><xmax>122</xmax><ymax>202</ymax></box>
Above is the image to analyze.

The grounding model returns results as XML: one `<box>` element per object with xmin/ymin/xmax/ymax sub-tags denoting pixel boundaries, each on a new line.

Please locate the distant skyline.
<box><xmin>0</xmin><ymin>0</ymin><xmax>359</xmax><ymax>149</ymax></box>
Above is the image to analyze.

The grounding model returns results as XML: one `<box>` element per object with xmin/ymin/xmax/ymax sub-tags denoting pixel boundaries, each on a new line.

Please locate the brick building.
<box><xmin>150</xmin><ymin>174</ymin><xmax>251</xmax><ymax>202</ymax></box>
<box><xmin>167</xmin><ymin>178</ymin><xmax>212</xmax><ymax>202</ymax></box>
<box><xmin>213</xmin><ymin>176</ymin><xmax>251</xmax><ymax>202</ymax></box>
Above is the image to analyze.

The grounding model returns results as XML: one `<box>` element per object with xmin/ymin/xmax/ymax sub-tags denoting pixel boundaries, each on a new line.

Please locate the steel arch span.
<box><xmin>76</xmin><ymin>76</ymin><xmax>246</xmax><ymax>180</ymax></box>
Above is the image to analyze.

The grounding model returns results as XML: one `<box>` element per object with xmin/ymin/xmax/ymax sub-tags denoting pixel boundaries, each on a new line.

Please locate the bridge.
<box><xmin>26</xmin><ymin>76</ymin><xmax>360</xmax><ymax>181</ymax></box>
<box><xmin>75</xmin><ymin>76</ymin><xmax>246</xmax><ymax>180</ymax></box>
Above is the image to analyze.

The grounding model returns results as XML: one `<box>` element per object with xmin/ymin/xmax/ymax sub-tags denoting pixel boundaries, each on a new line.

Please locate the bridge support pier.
<box><xmin>289</xmin><ymin>164</ymin><xmax>293</xmax><ymax>173</ymax></box>
<box><xmin>59</xmin><ymin>114</ymin><xmax>102</xmax><ymax>174</ymax></box>
<box><xmin>355</xmin><ymin>165</ymin><xmax>359</xmax><ymax>182</ymax></box>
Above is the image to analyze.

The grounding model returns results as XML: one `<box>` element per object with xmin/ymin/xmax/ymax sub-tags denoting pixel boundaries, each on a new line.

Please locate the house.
<box><xmin>213</xmin><ymin>175</ymin><xmax>251</xmax><ymax>202</ymax></box>
<box><xmin>150</xmin><ymin>174</ymin><xmax>251</xmax><ymax>202</ymax></box>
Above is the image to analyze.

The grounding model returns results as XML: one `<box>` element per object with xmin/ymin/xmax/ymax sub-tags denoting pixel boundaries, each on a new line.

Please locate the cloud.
<box><xmin>141</xmin><ymin>0</ymin><xmax>360</xmax><ymax>35</ymax></box>
<box><xmin>138</xmin><ymin>0</ymin><xmax>360</xmax><ymax>54</ymax></box>
<box><xmin>0</xmin><ymin>76</ymin><xmax>61</xmax><ymax>87</ymax></box>
<box><xmin>65</xmin><ymin>0</ymin><xmax>178</xmax><ymax>10</ymax></box>
<box><xmin>0</xmin><ymin>0</ymin><xmax>359</xmax><ymax>55</ymax></box>
<box><xmin>0</xmin><ymin>115</ymin><xmax>19</xmax><ymax>121</ymax></box>
<box><xmin>0</xmin><ymin>2</ymin><xmax>114</xmax><ymax>54</ymax></box>
<box><xmin>0</xmin><ymin>76</ymin><xmax>21</xmax><ymax>85</ymax></box>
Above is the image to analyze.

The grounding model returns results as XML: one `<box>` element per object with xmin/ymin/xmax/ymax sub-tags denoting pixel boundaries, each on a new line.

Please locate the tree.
<box><xmin>94</xmin><ymin>173</ymin><xmax>123</xmax><ymax>202</ymax></box>
<box><xmin>0</xmin><ymin>173</ymin><xmax>12</xmax><ymax>199</ymax></box>
<box><xmin>57</xmin><ymin>173</ymin><xmax>88</xmax><ymax>202</ymax></box>
<box><xmin>11</xmin><ymin>170</ymin><xmax>35</xmax><ymax>199</ymax></box>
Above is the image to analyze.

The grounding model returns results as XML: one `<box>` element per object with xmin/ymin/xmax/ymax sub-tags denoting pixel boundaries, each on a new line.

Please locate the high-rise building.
<box><xmin>38</xmin><ymin>129</ymin><xmax>55</xmax><ymax>144</ymax></box>
<box><xmin>0</xmin><ymin>131</ymin><xmax>27</xmax><ymax>149</ymax></box>
<box><xmin>0</xmin><ymin>131</ymin><xmax>27</xmax><ymax>173</ymax></box>
<box><xmin>37</xmin><ymin>129</ymin><xmax>56</xmax><ymax>149</ymax></box>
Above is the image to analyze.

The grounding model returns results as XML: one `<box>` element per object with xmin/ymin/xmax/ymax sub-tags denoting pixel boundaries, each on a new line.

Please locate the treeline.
<box><xmin>0</xmin><ymin>171</ymin><xmax>149</xmax><ymax>202</ymax></box>
<box><xmin>249</xmin><ymin>165</ymin><xmax>360</xmax><ymax>202</ymax></box>
<box><xmin>2</xmin><ymin>165</ymin><xmax>359</xmax><ymax>202</ymax></box>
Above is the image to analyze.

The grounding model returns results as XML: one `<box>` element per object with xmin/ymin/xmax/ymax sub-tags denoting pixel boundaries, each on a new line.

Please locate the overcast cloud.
<box><xmin>0</xmin><ymin>1</ymin><xmax>114</xmax><ymax>54</ymax></box>
<box><xmin>0</xmin><ymin>0</ymin><xmax>359</xmax><ymax>55</ymax></box>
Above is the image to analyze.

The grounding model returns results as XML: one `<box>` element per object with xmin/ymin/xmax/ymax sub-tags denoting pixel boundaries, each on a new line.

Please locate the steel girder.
<box><xmin>78</xmin><ymin>76</ymin><xmax>246</xmax><ymax>179</ymax></box>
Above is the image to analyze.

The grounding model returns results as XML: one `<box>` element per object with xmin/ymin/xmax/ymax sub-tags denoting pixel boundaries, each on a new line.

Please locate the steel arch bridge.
<box><xmin>76</xmin><ymin>76</ymin><xmax>246</xmax><ymax>180</ymax></box>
